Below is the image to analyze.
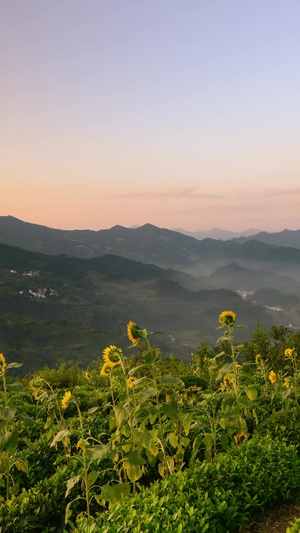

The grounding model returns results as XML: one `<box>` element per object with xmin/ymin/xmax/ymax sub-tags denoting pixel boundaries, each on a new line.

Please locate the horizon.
<box><xmin>1</xmin><ymin>1</ymin><xmax>300</xmax><ymax>232</ymax></box>
<box><xmin>1</xmin><ymin>214</ymin><xmax>298</xmax><ymax>235</ymax></box>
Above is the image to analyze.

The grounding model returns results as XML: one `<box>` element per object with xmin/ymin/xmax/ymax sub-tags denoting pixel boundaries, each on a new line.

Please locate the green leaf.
<box><xmin>212</xmin><ymin>351</ymin><xmax>225</xmax><ymax>359</ymax></box>
<box><xmin>252</xmin><ymin>408</ymin><xmax>259</xmax><ymax>425</ymax></box>
<box><xmin>65</xmin><ymin>475</ymin><xmax>81</xmax><ymax>497</ymax></box>
<box><xmin>217</xmin><ymin>362</ymin><xmax>235</xmax><ymax>380</ymax></box>
<box><xmin>0</xmin><ymin>406</ymin><xmax>17</xmax><ymax>422</ymax></box>
<box><xmin>159</xmin><ymin>376</ymin><xmax>182</xmax><ymax>385</ymax></box>
<box><xmin>114</xmin><ymin>405</ymin><xmax>125</xmax><ymax>426</ymax></box>
<box><xmin>86</xmin><ymin>444</ymin><xmax>110</xmax><ymax>462</ymax></box>
<box><xmin>161</xmin><ymin>400</ymin><xmax>179</xmax><ymax>422</ymax></box>
<box><xmin>182</xmin><ymin>419</ymin><xmax>191</xmax><ymax>436</ymax></box>
<box><xmin>244</xmin><ymin>407</ymin><xmax>252</xmax><ymax>419</ymax></box>
<box><xmin>127</xmin><ymin>451</ymin><xmax>146</xmax><ymax>466</ymax></box>
<box><xmin>50</xmin><ymin>429</ymin><xmax>70</xmax><ymax>447</ymax></box>
<box><xmin>0</xmin><ymin>430</ymin><xmax>18</xmax><ymax>452</ymax></box>
<box><xmin>203</xmin><ymin>434</ymin><xmax>213</xmax><ymax>449</ymax></box>
<box><xmin>130</xmin><ymin>376</ymin><xmax>147</xmax><ymax>387</ymax></box>
<box><xmin>144</xmin><ymin>349</ymin><xmax>159</xmax><ymax>365</ymax></box>
<box><xmin>238</xmin><ymin>396</ymin><xmax>250</xmax><ymax>407</ymax></box>
<box><xmin>15</xmin><ymin>460</ymin><xmax>28</xmax><ymax>474</ymax></box>
<box><xmin>245</xmin><ymin>388</ymin><xmax>258</xmax><ymax>401</ymax></box>
<box><xmin>101</xmin><ymin>482</ymin><xmax>131</xmax><ymax>503</ymax></box>
<box><xmin>221</xmin><ymin>432</ymin><xmax>229</xmax><ymax>451</ymax></box>
<box><xmin>87</xmin><ymin>407</ymin><xmax>98</xmax><ymax>414</ymax></box>
<box><xmin>125</xmin><ymin>463</ymin><xmax>143</xmax><ymax>482</ymax></box>
<box><xmin>18</xmin><ymin>413</ymin><xmax>35</xmax><ymax>425</ymax></box>
<box><xmin>139</xmin><ymin>387</ymin><xmax>158</xmax><ymax>401</ymax></box>
<box><xmin>136</xmin><ymin>428</ymin><xmax>159</xmax><ymax>456</ymax></box>
<box><xmin>6</xmin><ymin>362</ymin><xmax>23</xmax><ymax>369</ymax></box>
<box><xmin>168</xmin><ymin>432</ymin><xmax>178</xmax><ymax>448</ymax></box>
<box><xmin>181</xmin><ymin>436</ymin><xmax>190</xmax><ymax>447</ymax></box>
<box><xmin>128</xmin><ymin>365</ymin><xmax>145</xmax><ymax>376</ymax></box>
<box><xmin>219</xmin><ymin>418</ymin><xmax>227</xmax><ymax>430</ymax></box>
<box><xmin>87</xmin><ymin>470</ymin><xmax>99</xmax><ymax>489</ymax></box>
<box><xmin>7</xmin><ymin>383</ymin><xmax>24</xmax><ymax>392</ymax></box>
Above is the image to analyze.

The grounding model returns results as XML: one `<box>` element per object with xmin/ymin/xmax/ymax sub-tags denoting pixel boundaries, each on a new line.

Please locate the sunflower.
<box><xmin>76</xmin><ymin>440</ymin><xmax>84</xmax><ymax>451</ymax></box>
<box><xmin>285</xmin><ymin>348</ymin><xmax>293</xmax><ymax>357</ymax></box>
<box><xmin>127</xmin><ymin>376</ymin><xmax>137</xmax><ymax>388</ymax></box>
<box><xmin>127</xmin><ymin>321</ymin><xmax>142</xmax><ymax>344</ymax></box>
<box><xmin>0</xmin><ymin>353</ymin><xmax>7</xmax><ymax>375</ymax></box>
<box><xmin>29</xmin><ymin>381</ymin><xmax>43</xmax><ymax>391</ymax></box>
<box><xmin>102</xmin><ymin>345</ymin><xmax>122</xmax><ymax>368</ymax></box>
<box><xmin>100</xmin><ymin>363</ymin><xmax>111</xmax><ymax>376</ymax></box>
<box><xmin>255</xmin><ymin>353</ymin><xmax>262</xmax><ymax>364</ymax></box>
<box><xmin>269</xmin><ymin>370</ymin><xmax>277</xmax><ymax>384</ymax></box>
<box><xmin>85</xmin><ymin>371</ymin><xmax>90</xmax><ymax>380</ymax></box>
<box><xmin>223</xmin><ymin>373</ymin><xmax>235</xmax><ymax>387</ymax></box>
<box><xmin>284</xmin><ymin>377</ymin><xmax>290</xmax><ymax>389</ymax></box>
<box><xmin>61</xmin><ymin>390</ymin><xmax>72</xmax><ymax>409</ymax></box>
<box><xmin>219</xmin><ymin>311</ymin><xmax>236</xmax><ymax>326</ymax></box>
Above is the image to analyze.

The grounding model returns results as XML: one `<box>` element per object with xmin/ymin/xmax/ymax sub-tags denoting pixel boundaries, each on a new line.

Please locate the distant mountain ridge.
<box><xmin>1</xmin><ymin>217</ymin><xmax>300</xmax><ymax>276</ymax></box>
<box><xmin>173</xmin><ymin>227</ymin><xmax>262</xmax><ymax>240</ymax></box>
<box><xmin>234</xmin><ymin>229</ymin><xmax>300</xmax><ymax>249</ymax></box>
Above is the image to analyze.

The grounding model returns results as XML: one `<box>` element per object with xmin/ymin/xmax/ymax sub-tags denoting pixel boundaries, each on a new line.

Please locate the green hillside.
<box><xmin>0</xmin><ymin>243</ymin><xmax>288</xmax><ymax>375</ymax></box>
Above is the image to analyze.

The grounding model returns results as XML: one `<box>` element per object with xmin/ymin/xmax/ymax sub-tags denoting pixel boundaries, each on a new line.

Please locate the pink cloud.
<box><xmin>109</xmin><ymin>187</ymin><xmax>224</xmax><ymax>200</ymax></box>
<box><xmin>263</xmin><ymin>188</ymin><xmax>300</xmax><ymax>197</ymax></box>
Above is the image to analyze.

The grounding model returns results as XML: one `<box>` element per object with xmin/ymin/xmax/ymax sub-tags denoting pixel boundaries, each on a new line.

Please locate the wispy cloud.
<box><xmin>184</xmin><ymin>203</ymin><xmax>263</xmax><ymax>214</ymax></box>
<box><xmin>109</xmin><ymin>187</ymin><xmax>225</xmax><ymax>200</ymax></box>
<box><xmin>263</xmin><ymin>188</ymin><xmax>300</xmax><ymax>197</ymax></box>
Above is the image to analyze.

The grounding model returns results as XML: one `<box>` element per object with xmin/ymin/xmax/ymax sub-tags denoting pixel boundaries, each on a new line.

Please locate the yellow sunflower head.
<box><xmin>29</xmin><ymin>380</ymin><xmax>43</xmax><ymax>391</ymax></box>
<box><xmin>102</xmin><ymin>345</ymin><xmax>122</xmax><ymax>368</ymax></box>
<box><xmin>285</xmin><ymin>348</ymin><xmax>293</xmax><ymax>358</ymax></box>
<box><xmin>61</xmin><ymin>390</ymin><xmax>72</xmax><ymax>409</ymax></box>
<box><xmin>255</xmin><ymin>353</ymin><xmax>262</xmax><ymax>364</ymax></box>
<box><xmin>283</xmin><ymin>377</ymin><xmax>290</xmax><ymax>389</ymax></box>
<box><xmin>219</xmin><ymin>311</ymin><xmax>236</xmax><ymax>327</ymax></box>
<box><xmin>0</xmin><ymin>353</ymin><xmax>7</xmax><ymax>375</ymax></box>
<box><xmin>34</xmin><ymin>391</ymin><xmax>41</xmax><ymax>401</ymax></box>
<box><xmin>127</xmin><ymin>321</ymin><xmax>143</xmax><ymax>344</ymax></box>
<box><xmin>127</xmin><ymin>376</ymin><xmax>137</xmax><ymax>388</ymax></box>
<box><xmin>85</xmin><ymin>371</ymin><xmax>90</xmax><ymax>380</ymax></box>
<box><xmin>100</xmin><ymin>363</ymin><xmax>111</xmax><ymax>376</ymax></box>
<box><xmin>269</xmin><ymin>370</ymin><xmax>277</xmax><ymax>384</ymax></box>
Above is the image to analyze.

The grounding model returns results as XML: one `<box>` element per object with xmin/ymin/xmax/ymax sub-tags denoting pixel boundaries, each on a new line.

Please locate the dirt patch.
<box><xmin>243</xmin><ymin>504</ymin><xmax>300</xmax><ymax>533</ymax></box>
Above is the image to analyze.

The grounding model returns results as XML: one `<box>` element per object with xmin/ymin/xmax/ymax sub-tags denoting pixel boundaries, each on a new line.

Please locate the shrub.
<box><xmin>74</xmin><ymin>436</ymin><xmax>300</xmax><ymax>533</ymax></box>
<box><xmin>179</xmin><ymin>375</ymin><xmax>208</xmax><ymax>390</ymax></box>
<box><xmin>0</xmin><ymin>461</ymin><xmax>83</xmax><ymax>532</ymax></box>
<box><xmin>255</xmin><ymin>406</ymin><xmax>300</xmax><ymax>451</ymax></box>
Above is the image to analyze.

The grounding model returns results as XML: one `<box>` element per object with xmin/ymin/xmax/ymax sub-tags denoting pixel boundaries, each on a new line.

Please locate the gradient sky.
<box><xmin>1</xmin><ymin>0</ymin><xmax>300</xmax><ymax>232</ymax></box>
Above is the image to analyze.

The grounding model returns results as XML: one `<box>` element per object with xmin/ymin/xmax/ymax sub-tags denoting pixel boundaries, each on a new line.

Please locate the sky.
<box><xmin>1</xmin><ymin>0</ymin><xmax>300</xmax><ymax>232</ymax></box>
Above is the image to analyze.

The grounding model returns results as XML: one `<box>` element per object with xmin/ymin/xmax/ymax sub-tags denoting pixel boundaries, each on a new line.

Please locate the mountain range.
<box><xmin>1</xmin><ymin>216</ymin><xmax>300</xmax><ymax>374</ymax></box>
<box><xmin>173</xmin><ymin>227</ymin><xmax>262</xmax><ymax>240</ymax></box>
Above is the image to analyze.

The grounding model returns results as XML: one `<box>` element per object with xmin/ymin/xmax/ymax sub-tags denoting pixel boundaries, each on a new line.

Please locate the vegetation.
<box><xmin>2</xmin><ymin>239</ymin><xmax>299</xmax><ymax>376</ymax></box>
<box><xmin>1</xmin><ymin>313</ymin><xmax>300</xmax><ymax>531</ymax></box>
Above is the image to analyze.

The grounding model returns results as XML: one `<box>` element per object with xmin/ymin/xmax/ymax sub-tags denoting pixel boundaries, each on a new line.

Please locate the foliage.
<box><xmin>254</xmin><ymin>406</ymin><xmax>300</xmax><ymax>451</ymax></box>
<box><xmin>75</xmin><ymin>436</ymin><xmax>300</xmax><ymax>533</ymax></box>
<box><xmin>1</xmin><ymin>314</ymin><xmax>300</xmax><ymax>530</ymax></box>
<box><xmin>0</xmin><ymin>461</ymin><xmax>81</xmax><ymax>532</ymax></box>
